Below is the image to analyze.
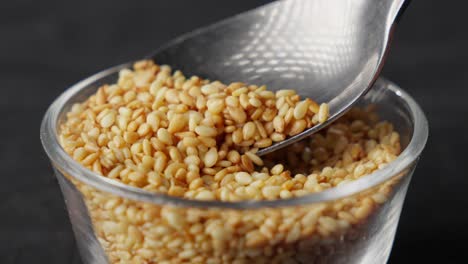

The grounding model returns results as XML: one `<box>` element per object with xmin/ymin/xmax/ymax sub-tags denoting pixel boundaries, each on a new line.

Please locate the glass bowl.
<box><xmin>40</xmin><ymin>63</ymin><xmax>428</xmax><ymax>264</ymax></box>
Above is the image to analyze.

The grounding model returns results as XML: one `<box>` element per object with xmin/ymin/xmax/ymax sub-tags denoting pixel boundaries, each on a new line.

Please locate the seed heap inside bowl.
<box><xmin>59</xmin><ymin>60</ymin><xmax>403</xmax><ymax>263</ymax></box>
<box><xmin>60</xmin><ymin>60</ymin><xmax>335</xmax><ymax>201</ymax></box>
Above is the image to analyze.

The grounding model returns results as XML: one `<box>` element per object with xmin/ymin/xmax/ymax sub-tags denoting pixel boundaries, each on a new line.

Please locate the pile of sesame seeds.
<box><xmin>59</xmin><ymin>60</ymin><xmax>331</xmax><ymax>201</ymax></box>
<box><xmin>58</xmin><ymin>60</ymin><xmax>402</xmax><ymax>263</ymax></box>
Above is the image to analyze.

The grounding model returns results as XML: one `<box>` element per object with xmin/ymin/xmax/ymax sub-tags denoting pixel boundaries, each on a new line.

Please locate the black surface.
<box><xmin>1</xmin><ymin>0</ymin><xmax>466</xmax><ymax>263</ymax></box>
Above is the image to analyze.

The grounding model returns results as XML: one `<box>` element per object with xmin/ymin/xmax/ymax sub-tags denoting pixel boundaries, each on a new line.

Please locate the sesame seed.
<box><xmin>195</xmin><ymin>126</ymin><xmax>218</xmax><ymax>137</ymax></box>
<box><xmin>318</xmin><ymin>103</ymin><xmax>329</xmax><ymax>123</ymax></box>
<box><xmin>100</xmin><ymin>111</ymin><xmax>116</xmax><ymax>128</ymax></box>
<box><xmin>235</xmin><ymin>172</ymin><xmax>253</xmax><ymax>186</ymax></box>
<box><xmin>294</xmin><ymin>100</ymin><xmax>309</xmax><ymax>119</ymax></box>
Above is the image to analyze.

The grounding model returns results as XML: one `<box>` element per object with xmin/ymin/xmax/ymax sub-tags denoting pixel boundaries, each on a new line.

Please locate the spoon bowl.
<box><xmin>148</xmin><ymin>0</ymin><xmax>409</xmax><ymax>155</ymax></box>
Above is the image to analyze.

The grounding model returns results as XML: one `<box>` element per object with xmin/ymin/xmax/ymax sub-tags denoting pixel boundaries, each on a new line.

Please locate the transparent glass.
<box><xmin>40</xmin><ymin>64</ymin><xmax>428</xmax><ymax>264</ymax></box>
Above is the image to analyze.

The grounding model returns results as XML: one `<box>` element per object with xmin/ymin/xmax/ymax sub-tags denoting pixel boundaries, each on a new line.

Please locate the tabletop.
<box><xmin>0</xmin><ymin>0</ymin><xmax>466</xmax><ymax>263</ymax></box>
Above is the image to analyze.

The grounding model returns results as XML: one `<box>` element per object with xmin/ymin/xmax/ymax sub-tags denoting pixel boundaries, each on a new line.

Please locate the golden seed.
<box><xmin>225</xmin><ymin>96</ymin><xmax>239</xmax><ymax>107</ymax></box>
<box><xmin>231</xmin><ymin>87</ymin><xmax>248</xmax><ymax>96</ymax></box>
<box><xmin>189</xmin><ymin>178</ymin><xmax>203</xmax><ymax>190</ymax></box>
<box><xmin>128</xmin><ymin>171</ymin><xmax>145</xmax><ymax>183</ymax></box>
<box><xmin>280</xmin><ymin>190</ymin><xmax>293</xmax><ymax>199</ymax></box>
<box><xmin>137</xmin><ymin>123</ymin><xmax>151</xmax><ymax>136</ymax></box>
<box><xmin>271</xmin><ymin>164</ymin><xmax>284</xmax><ymax>175</ymax></box>
<box><xmin>273</xmin><ymin>116</ymin><xmax>285</xmax><ymax>133</ymax></box>
<box><xmin>195</xmin><ymin>190</ymin><xmax>215</xmax><ymax>200</ymax></box>
<box><xmin>81</xmin><ymin>153</ymin><xmax>99</xmax><ymax>166</ymax></box>
<box><xmin>249</xmin><ymin>97</ymin><xmax>262</xmax><ymax>107</ymax></box>
<box><xmin>168</xmin><ymin>114</ymin><xmax>187</xmax><ymax>133</ymax></box>
<box><xmin>232</xmin><ymin>129</ymin><xmax>243</xmax><ymax>145</ymax></box>
<box><xmin>318</xmin><ymin>103</ymin><xmax>329</xmax><ymax>123</ymax></box>
<box><xmin>288</xmin><ymin>120</ymin><xmax>307</xmax><ymax>136</ymax></box>
<box><xmin>201</xmin><ymin>84</ymin><xmax>219</xmax><ymax>95</ymax></box>
<box><xmin>100</xmin><ymin>111</ymin><xmax>115</xmax><ymax>128</ymax></box>
<box><xmin>198</xmin><ymin>136</ymin><xmax>216</xmax><ymax>147</ymax></box>
<box><xmin>235</xmin><ymin>172</ymin><xmax>252</xmax><ymax>186</ymax></box>
<box><xmin>244</xmin><ymin>152</ymin><xmax>263</xmax><ymax>166</ymax></box>
<box><xmin>204</xmin><ymin>147</ymin><xmax>218</xmax><ymax>168</ymax></box>
<box><xmin>241</xmin><ymin>155</ymin><xmax>254</xmax><ymax>172</ymax></box>
<box><xmin>228</xmin><ymin>107</ymin><xmax>247</xmax><ymax>124</ymax></box>
<box><xmin>73</xmin><ymin>147</ymin><xmax>87</xmax><ymax>161</ymax></box>
<box><xmin>239</xmin><ymin>93</ymin><xmax>250</xmax><ymax>109</ymax></box>
<box><xmin>294</xmin><ymin>100</ymin><xmax>309</xmax><ymax>119</ymax></box>
<box><xmin>254</xmin><ymin>138</ymin><xmax>272</xmax><ymax>148</ymax></box>
<box><xmin>227</xmin><ymin>150</ymin><xmax>241</xmax><ymax>164</ymax></box>
<box><xmin>157</xmin><ymin>128</ymin><xmax>172</xmax><ymax>145</ymax></box>
<box><xmin>242</xmin><ymin>122</ymin><xmax>256</xmax><ymax>140</ymax></box>
<box><xmin>271</xmin><ymin>132</ymin><xmax>286</xmax><ymax>142</ymax></box>
<box><xmin>183</xmin><ymin>137</ymin><xmax>199</xmax><ymax>147</ymax></box>
<box><xmin>195</xmin><ymin>126</ymin><xmax>218</xmax><ymax>137</ymax></box>
<box><xmin>262</xmin><ymin>186</ymin><xmax>281</xmax><ymax>199</ymax></box>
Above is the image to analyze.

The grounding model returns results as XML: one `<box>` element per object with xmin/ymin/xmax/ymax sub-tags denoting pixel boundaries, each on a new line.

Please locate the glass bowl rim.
<box><xmin>40</xmin><ymin>63</ymin><xmax>428</xmax><ymax>209</ymax></box>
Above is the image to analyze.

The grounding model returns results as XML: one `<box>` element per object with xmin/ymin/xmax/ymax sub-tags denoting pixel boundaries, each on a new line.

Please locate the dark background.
<box><xmin>1</xmin><ymin>0</ymin><xmax>466</xmax><ymax>263</ymax></box>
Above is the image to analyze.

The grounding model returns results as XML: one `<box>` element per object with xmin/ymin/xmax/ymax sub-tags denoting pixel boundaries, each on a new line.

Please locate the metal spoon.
<box><xmin>147</xmin><ymin>0</ymin><xmax>409</xmax><ymax>156</ymax></box>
